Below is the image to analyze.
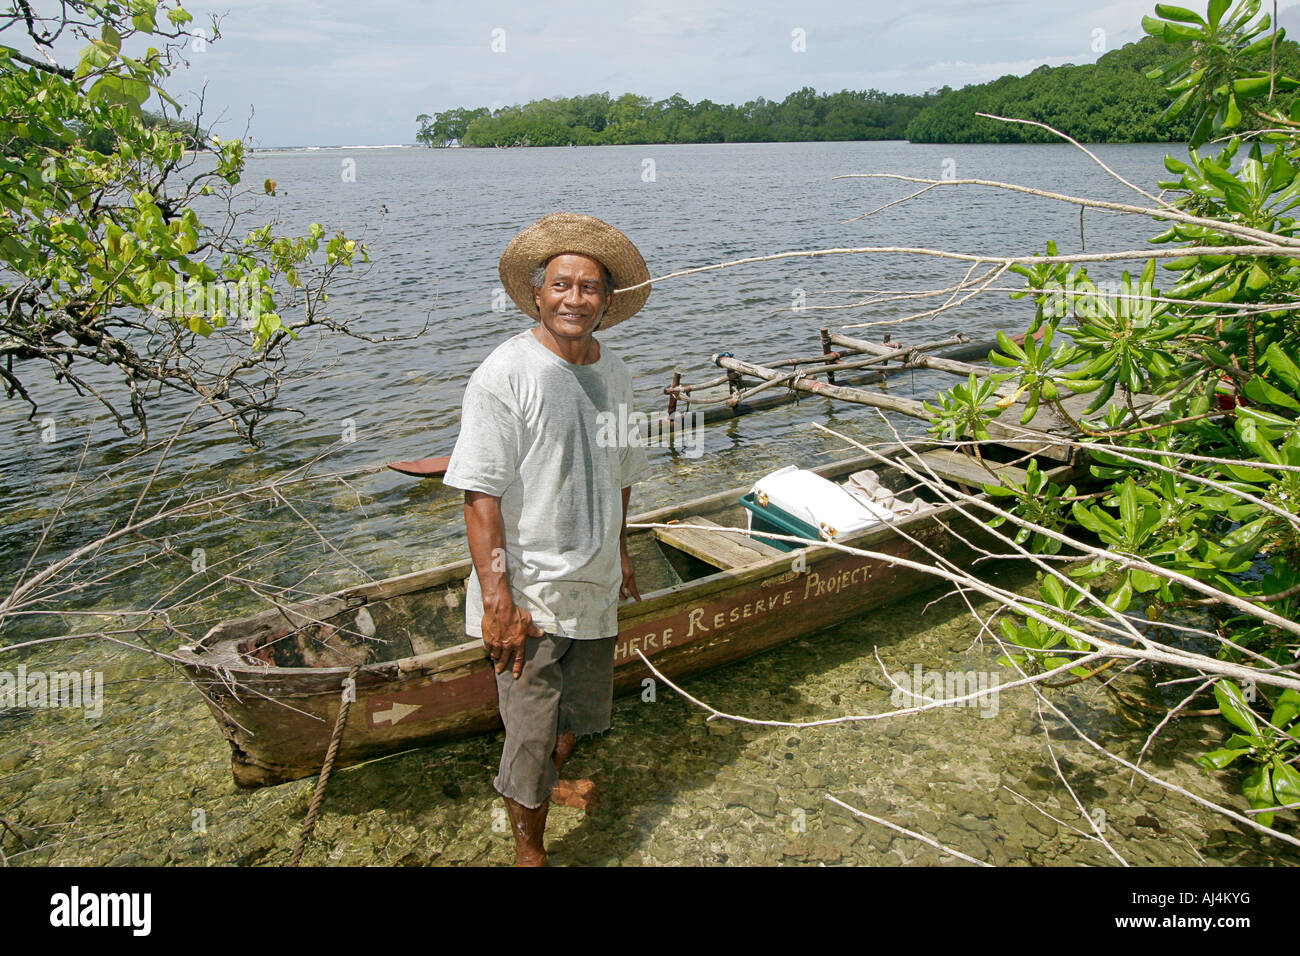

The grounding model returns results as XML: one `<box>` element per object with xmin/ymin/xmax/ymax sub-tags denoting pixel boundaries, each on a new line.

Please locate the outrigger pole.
<box><xmin>387</xmin><ymin>328</ymin><xmax>1024</xmax><ymax>478</ymax></box>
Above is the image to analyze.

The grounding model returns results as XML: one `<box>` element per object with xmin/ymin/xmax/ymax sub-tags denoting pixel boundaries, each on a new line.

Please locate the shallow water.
<box><xmin>2</xmin><ymin>142</ymin><xmax>1294</xmax><ymax>866</ymax></box>
<box><xmin>1</xmin><ymin>553</ymin><xmax>1290</xmax><ymax>867</ymax></box>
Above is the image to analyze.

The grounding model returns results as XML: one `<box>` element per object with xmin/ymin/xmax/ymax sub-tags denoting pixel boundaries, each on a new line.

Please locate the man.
<box><xmin>442</xmin><ymin>212</ymin><xmax>652</xmax><ymax>866</ymax></box>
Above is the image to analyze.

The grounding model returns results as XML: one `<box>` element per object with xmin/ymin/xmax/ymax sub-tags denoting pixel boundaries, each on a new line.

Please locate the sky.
<box><xmin>32</xmin><ymin>0</ymin><xmax>1300</xmax><ymax>146</ymax></box>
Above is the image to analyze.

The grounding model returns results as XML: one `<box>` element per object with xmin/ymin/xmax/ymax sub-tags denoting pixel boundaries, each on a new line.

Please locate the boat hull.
<box><xmin>176</xmin><ymin>442</ymin><xmax>1078</xmax><ymax>787</ymax></box>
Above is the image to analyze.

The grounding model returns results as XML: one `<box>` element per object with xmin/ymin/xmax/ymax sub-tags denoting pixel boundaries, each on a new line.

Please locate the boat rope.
<box><xmin>288</xmin><ymin>663</ymin><xmax>359</xmax><ymax>866</ymax></box>
<box><xmin>788</xmin><ymin>369</ymin><xmax>805</xmax><ymax>403</ymax></box>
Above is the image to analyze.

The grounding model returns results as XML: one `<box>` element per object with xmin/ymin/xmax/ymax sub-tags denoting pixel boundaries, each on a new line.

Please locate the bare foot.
<box><xmin>550</xmin><ymin>778</ymin><xmax>600</xmax><ymax>812</ymax></box>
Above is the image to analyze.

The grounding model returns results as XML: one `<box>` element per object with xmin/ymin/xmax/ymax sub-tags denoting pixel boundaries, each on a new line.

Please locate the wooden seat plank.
<box><xmin>690</xmin><ymin>517</ymin><xmax>787</xmax><ymax>558</ymax></box>
<box><xmin>654</xmin><ymin>516</ymin><xmax>786</xmax><ymax>570</ymax></box>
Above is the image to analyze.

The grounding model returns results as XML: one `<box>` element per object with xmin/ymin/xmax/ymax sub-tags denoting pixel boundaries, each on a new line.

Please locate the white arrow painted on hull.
<box><xmin>372</xmin><ymin>702</ymin><xmax>422</xmax><ymax>726</ymax></box>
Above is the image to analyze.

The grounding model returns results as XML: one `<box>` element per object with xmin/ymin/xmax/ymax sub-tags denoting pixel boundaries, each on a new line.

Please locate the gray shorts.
<box><xmin>490</xmin><ymin>632</ymin><xmax>616</xmax><ymax>809</ymax></box>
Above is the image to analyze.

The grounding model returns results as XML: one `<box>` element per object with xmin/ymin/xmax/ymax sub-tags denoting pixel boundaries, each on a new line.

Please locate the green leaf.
<box><xmin>1162</xmin><ymin>20</ymin><xmax>1209</xmax><ymax>41</ymax></box>
<box><xmin>1243</xmin><ymin>765</ymin><xmax>1274</xmax><ymax>826</ymax></box>
<box><xmin>1270</xmin><ymin>690</ymin><xmax>1300</xmax><ymax>731</ymax></box>
<box><xmin>1244</xmin><ymin>27</ymin><xmax>1284</xmax><ymax>57</ymax></box>
<box><xmin>1041</xmin><ymin>574</ymin><xmax>1066</xmax><ymax>608</ymax></box>
<box><xmin>1215</xmin><ymin>681</ymin><xmax>1261</xmax><ymax>735</ymax></box>
<box><xmin>1106</xmin><ymin>579</ymin><xmax>1133</xmax><ymax>613</ymax></box>
<box><xmin>1154</xmin><ymin>3</ymin><xmax>1207</xmax><ymax>24</ymax></box>
<box><xmin>1142</xmin><ymin>14</ymin><xmax>1169</xmax><ymax>36</ymax></box>
<box><xmin>1131</xmin><ymin>568</ymin><xmax>1163</xmax><ymax>592</ymax></box>
<box><xmin>1197</xmin><ymin>748</ymin><xmax>1249</xmax><ymax>770</ymax></box>
<box><xmin>1225</xmin><ymin>93</ymin><xmax>1243</xmax><ymax>130</ymax></box>
<box><xmin>1263</xmin><ymin>342</ymin><xmax>1300</xmax><ymax>391</ymax></box>
<box><xmin>1243</xmin><ymin>375</ymin><xmax>1300</xmax><ymax>411</ymax></box>
<box><xmin>1203</xmin><ymin>273</ymin><xmax>1244</xmax><ymax>302</ymax></box>
<box><xmin>1245</xmin><ymin>262</ymin><xmax>1271</xmax><ymax>294</ymax></box>
<box><xmin>1233</xmin><ymin>74</ymin><xmax>1274</xmax><ymax>98</ymax></box>
<box><xmin>1221</xmin><ymin>515</ymin><xmax>1271</xmax><ymax>551</ymax></box>
<box><xmin>996</xmin><ymin>329</ymin><xmax>1026</xmax><ymax>362</ymax></box>
<box><xmin>1169</xmin><ymin>262</ymin><xmax>1230</xmax><ymax>298</ymax></box>
<box><xmin>1119</xmin><ymin>479</ymin><xmax>1138</xmax><ymax>529</ymax></box>
<box><xmin>1237</xmin><ymin>405</ymin><xmax>1294</xmax><ymax>439</ymax></box>
<box><xmin>1272</xmin><ymin>760</ymin><xmax>1300</xmax><ymax>806</ymax></box>
<box><xmin>1019</xmin><ymin>391</ymin><xmax>1040</xmax><ymax>425</ymax></box>
<box><xmin>101</xmin><ymin>24</ymin><xmax>122</xmax><ymax>55</ymax></box>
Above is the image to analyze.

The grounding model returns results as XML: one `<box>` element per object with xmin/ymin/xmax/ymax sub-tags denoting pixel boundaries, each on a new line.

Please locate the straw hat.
<box><xmin>498</xmin><ymin>212</ymin><xmax>650</xmax><ymax>328</ymax></box>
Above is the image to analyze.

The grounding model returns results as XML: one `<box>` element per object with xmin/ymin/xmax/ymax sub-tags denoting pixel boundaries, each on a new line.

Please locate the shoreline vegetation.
<box><xmin>4</xmin><ymin>0</ymin><xmax>1299</xmax><ymax>868</ymax></box>
<box><xmin>416</xmin><ymin>35</ymin><xmax>1300</xmax><ymax>148</ymax></box>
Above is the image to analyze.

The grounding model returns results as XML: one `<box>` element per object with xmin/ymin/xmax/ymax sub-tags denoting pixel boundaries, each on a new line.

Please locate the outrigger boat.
<box><xmin>175</xmin><ymin>432</ymin><xmax>1082</xmax><ymax>788</ymax></box>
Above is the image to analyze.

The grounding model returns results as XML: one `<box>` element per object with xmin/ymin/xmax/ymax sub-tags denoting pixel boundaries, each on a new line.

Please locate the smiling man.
<box><xmin>442</xmin><ymin>212</ymin><xmax>652</xmax><ymax>866</ymax></box>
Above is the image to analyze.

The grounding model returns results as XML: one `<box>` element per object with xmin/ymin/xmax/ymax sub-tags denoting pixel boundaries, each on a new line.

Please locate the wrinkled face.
<box><xmin>532</xmin><ymin>253</ymin><xmax>612</xmax><ymax>342</ymax></box>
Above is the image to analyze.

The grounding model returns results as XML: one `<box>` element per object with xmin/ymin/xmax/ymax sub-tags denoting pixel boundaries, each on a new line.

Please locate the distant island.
<box><xmin>417</xmin><ymin>36</ymin><xmax>1300</xmax><ymax>147</ymax></box>
<box><xmin>417</xmin><ymin>88</ymin><xmax>938</xmax><ymax>148</ymax></box>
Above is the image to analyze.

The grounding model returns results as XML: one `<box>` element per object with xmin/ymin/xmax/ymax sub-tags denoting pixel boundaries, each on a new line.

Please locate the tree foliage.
<box><xmin>925</xmin><ymin>0</ymin><xmax>1300</xmax><ymax>824</ymax></box>
<box><xmin>0</xmin><ymin>1</ymin><xmax>368</xmax><ymax>445</ymax></box>
<box><xmin>905</xmin><ymin>33</ymin><xmax>1300</xmax><ymax>143</ymax></box>
<box><xmin>416</xmin><ymin>87</ymin><xmax>943</xmax><ymax>148</ymax></box>
<box><xmin>419</xmin><ymin>34</ymin><xmax>1300</xmax><ymax>150</ymax></box>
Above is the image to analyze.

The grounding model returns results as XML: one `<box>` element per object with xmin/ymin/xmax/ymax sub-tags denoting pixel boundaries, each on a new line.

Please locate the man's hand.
<box><xmin>465</xmin><ymin>490</ymin><xmax>544</xmax><ymax>678</ymax></box>
<box><xmin>482</xmin><ymin>599</ymin><xmax>544</xmax><ymax>677</ymax></box>
<box><xmin>620</xmin><ymin>549</ymin><xmax>640</xmax><ymax>602</ymax></box>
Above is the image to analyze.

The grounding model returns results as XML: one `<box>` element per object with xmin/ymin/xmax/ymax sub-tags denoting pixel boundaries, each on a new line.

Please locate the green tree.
<box><xmin>418</xmin><ymin>87</ymin><xmax>941</xmax><ymax>148</ymax></box>
<box><xmin>0</xmin><ymin>1</ymin><xmax>368</xmax><ymax>444</ymax></box>
<box><xmin>417</xmin><ymin>107</ymin><xmax>487</xmax><ymax>146</ymax></box>
<box><xmin>905</xmin><ymin>30</ymin><xmax>1300</xmax><ymax>143</ymax></box>
<box><xmin>925</xmin><ymin>0</ymin><xmax>1300</xmax><ymax>825</ymax></box>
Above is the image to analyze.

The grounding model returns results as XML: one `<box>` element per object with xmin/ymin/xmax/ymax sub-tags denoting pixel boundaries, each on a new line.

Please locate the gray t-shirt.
<box><xmin>443</xmin><ymin>329</ymin><xmax>651</xmax><ymax>640</ymax></box>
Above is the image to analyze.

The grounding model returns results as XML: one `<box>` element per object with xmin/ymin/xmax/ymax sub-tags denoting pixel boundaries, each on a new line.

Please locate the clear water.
<box><xmin>2</xmin><ymin>141</ymin><xmax>1289</xmax><ymax>866</ymax></box>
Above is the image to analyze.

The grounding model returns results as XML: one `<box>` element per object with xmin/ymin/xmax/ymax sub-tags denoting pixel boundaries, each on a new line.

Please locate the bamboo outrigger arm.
<box><xmin>828</xmin><ymin>331</ymin><xmax>1011</xmax><ymax>382</ymax></box>
<box><xmin>711</xmin><ymin>353</ymin><xmax>932</xmax><ymax>421</ymax></box>
<box><xmin>386</xmin><ymin>331</ymin><xmax>1026</xmax><ymax>478</ymax></box>
<box><xmin>720</xmin><ymin>334</ymin><xmax>970</xmax><ymax>407</ymax></box>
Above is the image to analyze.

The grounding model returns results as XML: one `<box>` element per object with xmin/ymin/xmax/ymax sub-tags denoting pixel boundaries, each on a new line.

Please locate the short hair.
<box><xmin>529</xmin><ymin>256</ymin><xmax>615</xmax><ymax>295</ymax></box>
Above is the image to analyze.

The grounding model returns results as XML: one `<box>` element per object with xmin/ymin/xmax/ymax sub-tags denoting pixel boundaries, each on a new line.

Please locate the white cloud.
<box><xmin>144</xmin><ymin>0</ymin><xmax>1300</xmax><ymax>145</ymax></box>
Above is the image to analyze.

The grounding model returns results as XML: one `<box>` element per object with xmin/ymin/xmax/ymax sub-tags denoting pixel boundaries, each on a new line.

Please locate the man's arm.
<box><xmin>619</xmin><ymin>485</ymin><xmax>640</xmax><ymax>602</ymax></box>
<box><xmin>464</xmin><ymin>490</ymin><xmax>542</xmax><ymax>677</ymax></box>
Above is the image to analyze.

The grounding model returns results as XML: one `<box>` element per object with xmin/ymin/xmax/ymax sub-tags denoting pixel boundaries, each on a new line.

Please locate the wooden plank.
<box><xmin>688</xmin><ymin>517</ymin><xmax>787</xmax><ymax>558</ymax></box>
<box><xmin>914</xmin><ymin>448</ymin><xmax>1028</xmax><ymax>489</ymax></box>
<box><xmin>982</xmin><ymin>434</ymin><xmax>1072</xmax><ymax>463</ymax></box>
<box><xmin>654</xmin><ymin>516</ymin><xmax>784</xmax><ymax>570</ymax></box>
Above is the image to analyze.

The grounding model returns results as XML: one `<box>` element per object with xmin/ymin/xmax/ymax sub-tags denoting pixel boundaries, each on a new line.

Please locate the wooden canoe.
<box><xmin>175</xmin><ymin>435</ymin><xmax>1082</xmax><ymax>788</ymax></box>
